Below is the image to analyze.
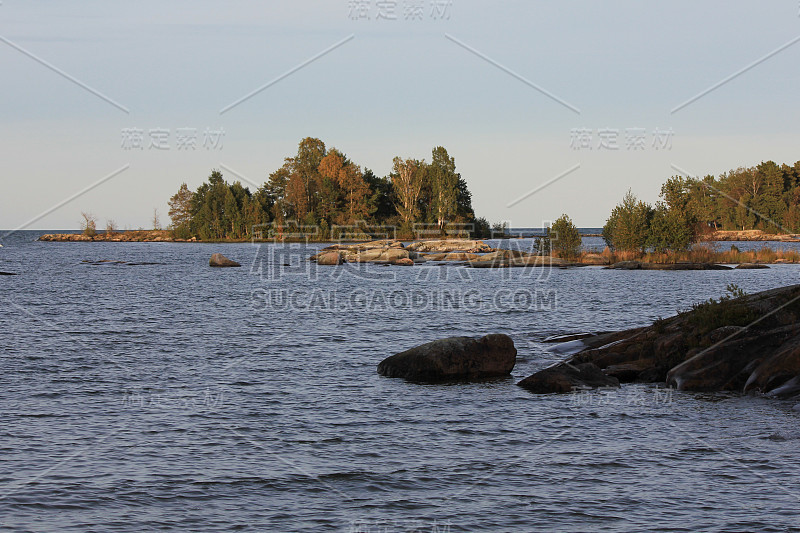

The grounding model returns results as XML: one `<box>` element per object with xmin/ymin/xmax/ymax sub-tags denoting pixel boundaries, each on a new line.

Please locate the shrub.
<box><xmin>680</xmin><ymin>284</ymin><xmax>757</xmax><ymax>336</ymax></box>
<box><xmin>491</xmin><ymin>221</ymin><xmax>509</xmax><ymax>238</ymax></box>
<box><xmin>80</xmin><ymin>212</ymin><xmax>97</xmax><ymax>237</ymax></box>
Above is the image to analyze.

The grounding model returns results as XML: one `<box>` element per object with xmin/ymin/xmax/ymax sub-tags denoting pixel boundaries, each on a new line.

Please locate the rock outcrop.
<box><xmin>209</xmin><ymin>253</ymin><xmax>241</xmax><ymax>267</ymax></box>
<box><xmin>378</xmin><ymin>334</ymin><xmax>517</xmax><ymax>382</ymax></box>
<box><xmin>406</xmin><ymin>240</ymin><xmax>493</xmax><ymax>253</ymax></box>
<box><xmin>535</xmin><ymin>284</ymin><xmax>800</xmax><ymax>398</ymax></box>
<box><xmin>310</xmin><ymin>241</ymin><xmax>420</xmax><ymax>264</ymax></box>
<box><xmin>468</xmin><ymin>251</ymin><xmax>572</xmax><ymax>269</ymax></box>
<box><xmin>518</xmin><ymin>362</ymin><xmax>620</xmax><ymax>393</ymax></box>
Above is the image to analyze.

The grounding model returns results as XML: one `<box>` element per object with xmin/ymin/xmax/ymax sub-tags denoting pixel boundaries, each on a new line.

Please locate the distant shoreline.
<box><xmin>36</xmin><ymin>228</ymin><xmax>800</xmax><ymax>244</ymax></box>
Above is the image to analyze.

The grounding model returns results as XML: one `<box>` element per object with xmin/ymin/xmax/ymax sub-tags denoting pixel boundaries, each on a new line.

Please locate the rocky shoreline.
<box><xmin>34</xmin><ymin>234</ymin><xmax>800</xmax><ymax>268</ymax></box>
<box><xmin>522</xmin><ymin>284</ymin><xmax>800</xmax><ymax>398</ymax></box>
<box><xmin>310</xmin><ymin>239</ymin><xmax>792</xmax><ymax>268</ymax></box>
<box><xmin>38</xmin><ymin>230</ymin><xmax>195</xmax><ymax>243</ymax></box>
<box><xmin>704</xmin><ymin>229</ymin><xmax>800</xmax><ymax>242</ymax></box>
<box><xmin>39</xmin><ymin>229</ymin><xmax>800</xmax><ymax>244</ymax></box>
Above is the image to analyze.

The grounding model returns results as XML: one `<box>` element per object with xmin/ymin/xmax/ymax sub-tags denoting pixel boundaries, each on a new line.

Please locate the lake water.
<box><xmin>2</xmin><ymin>231</ymin><xmax>800</xmax><ymax>532</ymax></box>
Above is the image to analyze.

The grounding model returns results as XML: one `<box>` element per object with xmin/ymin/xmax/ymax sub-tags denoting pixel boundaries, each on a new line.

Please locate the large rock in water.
<box><xmin>209</xmin><ymin>253</ymin><xmax>241</xmax><ymax>267</ymax></box>
<box><xmin>550</xmin><ymin>283</ymin><xmax>800</xmax><ymax>398</ymax></box>
<box><xmin>315</xmin><ymin>251</ymin><xmax>344</xmax><ymax>265</ymax></box>
<box><xmin>517</xmin><ymin>363</ymin><xmax>620</xmax><ymax>393</ymax></box>
<box><xmin>378</xmin><ymin>334</ymin><xmax>517</xmax><ymax>382</ymax></box>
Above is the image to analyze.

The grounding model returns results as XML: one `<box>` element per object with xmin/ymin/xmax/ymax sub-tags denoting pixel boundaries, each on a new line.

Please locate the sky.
<box><xmin>1</xmin><ymin>0</ymin><xmax>800</xmax><ymax>231</ymax></box>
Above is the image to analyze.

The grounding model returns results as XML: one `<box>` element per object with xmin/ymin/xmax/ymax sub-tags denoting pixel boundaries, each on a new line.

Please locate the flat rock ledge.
<box><xmin>735</xmin><ymin>263</ymin><xmax>770</xmax><ymax>269</ymax></box>
<box><xmin>518</xmin><ymin>363</ymin><xmax>620</xmax><ymax>393</ymax></box>
<box><xmin>378</xmin><ymin>334</ymin><xmax>517</xmax><ymax>382</ymax></box>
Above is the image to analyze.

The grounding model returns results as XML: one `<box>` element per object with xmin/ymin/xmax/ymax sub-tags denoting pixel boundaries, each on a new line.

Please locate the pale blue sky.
<box><xmin>2</xmin><ymin>0</ymin><xmax>800</xmax><ymax>230</ymax></box>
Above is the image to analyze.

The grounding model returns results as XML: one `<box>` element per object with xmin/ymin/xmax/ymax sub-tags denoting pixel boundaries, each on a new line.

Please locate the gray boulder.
<box><xmin>209</xmin><ymin>253</ymin><xmax>241</xmax><ymax>267</ymax></box>
<box><xmin>378</xmin><ymin>334</ymin><xmax>516</xmax><ymax>382</ymax></box>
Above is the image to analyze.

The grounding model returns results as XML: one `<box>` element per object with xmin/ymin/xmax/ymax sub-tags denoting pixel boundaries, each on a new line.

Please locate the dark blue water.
<box><xmin>2</xmin><ymin>231</ymin><xmax>800</xmax><ymax>532</ymax></box>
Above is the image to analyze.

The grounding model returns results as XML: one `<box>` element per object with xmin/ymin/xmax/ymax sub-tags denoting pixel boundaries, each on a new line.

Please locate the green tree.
<box><xmin>547</xmin><ymin>214</ymin><xmax>582</xmax><ymax>259</ymax></box>
<box><xmin>363</xmin><ymin>169</ymin><xmax>396</xmax><ymax>222</ymax></box>
<box><xmin>647</xmin><ymin>203</ymin><xmax>694</xmax><ymax>253</ymax></box>
<box><xmin>429</xmin><ymin>146</ymin><xmax>459</xmax><ymax>232</ymax></box>
<box><xmin>472</xmin><ymin>216</ymin><xmax>491</xmax><ymax>238</ymax></box>
<box><xmin>189</xmin><ymin>169</ymin><xmax>254</xmax><ymax>240</ymax></box>
<box><xmin>168</xmin><ymin>183</ymin><xmax>194</xmax><ymax>239</ymax></box>
<box><xmin>455</xmin><ymin>175</ymin><xmax>475</xmax><ymax>222</ymax></box>
<box><xmin>266</xmin><ymin>163</ymin><xmax>291</xmax><ymax>224</ymax></box>
<box><xmin>391</xmin><ymin>157</ymin><xmax>425</xmax><ymax>233</ymax></box>
<box><xmin>603</xmin><ymin>190</ymin><xmax>652</xmax><ymax>252</ymax></box>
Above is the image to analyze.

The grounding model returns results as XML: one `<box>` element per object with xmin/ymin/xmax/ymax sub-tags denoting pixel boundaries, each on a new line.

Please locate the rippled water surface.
<box><xmin>2</xmin><ymin>232</ymin><xmax>800</xmax><ymax>532</ymax></box>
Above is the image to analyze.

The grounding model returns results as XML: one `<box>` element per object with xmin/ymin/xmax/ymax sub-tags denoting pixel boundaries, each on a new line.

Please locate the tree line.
<box><xmin>601</xmin><ymin>159</ymin><xmax>800</xmax><ymax>253</ymax></box>
<box><xmin>168</xmin><ymin>137</ymin><xmax>492</xmax><ymax>240</ymax></box>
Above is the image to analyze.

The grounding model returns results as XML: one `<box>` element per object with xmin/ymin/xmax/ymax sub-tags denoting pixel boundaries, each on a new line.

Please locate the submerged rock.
<box><xmin>0</xmin><ymin>271</ymin><xmax>17</xmax><ymax>276</ymax></box>
<box><xmin>607</xmin><ymin>261</ymin><xmax>732</xmax><ymax>270</ymax></box>
<box><xmin>517</xmin><ymin>362</ymin><xmax>620</xmax><ymax>393</ymax></box>
<box><xmin>378</xmin><ymin>334</ymin><xmax>516</xmax><ymax>382</ymax></box>
<box><xmin>735</xmin><ymin>263</ymin><xmax>770</xmax><ymax>269</ymax></box>
<box><xmin>209</xmin><ymin>253</ymin><xmax>241</xmax><ymax>267</ymax></box>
